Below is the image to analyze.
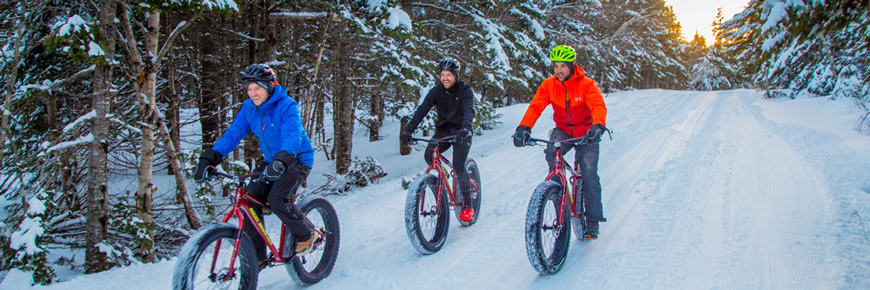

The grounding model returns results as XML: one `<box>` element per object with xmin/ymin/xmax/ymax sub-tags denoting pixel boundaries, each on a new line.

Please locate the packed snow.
<box><xmin>3</xmin><ymin>89</ymin><xmax>869</xmax><ymax>289</ymax></box>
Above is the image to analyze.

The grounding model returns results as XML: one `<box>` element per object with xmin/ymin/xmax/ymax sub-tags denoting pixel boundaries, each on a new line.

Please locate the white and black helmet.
<box><xmin>438</xmin><ymin>57</ymin><xmax>461</xmax><ymax>77</ymax></box>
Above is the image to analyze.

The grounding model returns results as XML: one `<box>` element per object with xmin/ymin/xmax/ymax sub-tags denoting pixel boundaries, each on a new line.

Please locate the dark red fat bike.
<box><xmin>523</xmin><ymin>136</ymin><xmax>594</xmax><ymax>275</ymax></box>
<box><xmin>173</xmin><ymin>172</ymin><xmax>339</xmax><ymax>289</ymax></box>
<box><xmin>404</xmin><ymin>135</ymin><xmax>482</xmax><ymax>255</ymax></box>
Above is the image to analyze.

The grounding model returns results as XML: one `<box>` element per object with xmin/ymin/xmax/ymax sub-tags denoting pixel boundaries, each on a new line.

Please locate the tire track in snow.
<box><xmin>716</xmin><ymin>93</ymin><xmax>833</xmax><ymax>289</ymax></box>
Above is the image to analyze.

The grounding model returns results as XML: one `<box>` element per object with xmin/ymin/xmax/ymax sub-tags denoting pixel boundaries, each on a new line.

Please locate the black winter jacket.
<box><xmin>405</xmin><ymin>80</ymin><xmax>475</xmax><ymax>133</ymax></box>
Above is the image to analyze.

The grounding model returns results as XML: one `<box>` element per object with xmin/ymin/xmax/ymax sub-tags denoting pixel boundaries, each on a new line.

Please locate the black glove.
<box><xmin>457</xmin><ymin>128</ymin><xmax>472</xmax><ymax>138</ymax></box>
<box><xmin>400</xmin><ymin>131</ymin><xmax>412</xmax><ymax>145</ymax></box>
<box><xmin>264</xmin><ymin>151</ymin><xmax>296</xmax><ymax>182</ymax></box>
<box><xmin>513</xmin><ymin>126</ymin><xmax>531</xmax><ymax>147</ymax></box>
<box><xmin>454</xmin><ymin>128</ymin><xmax>472</xmax><ymax>145</ymax></box>
<box><xmin>194</xmin><ymin>149</ymin><xmax>222</xmax><ymax>183</ymax></box>
<box><xmin>585</xmin><ymin>123</ymin><xmax>606</xmax><ymax>143</ymax></box>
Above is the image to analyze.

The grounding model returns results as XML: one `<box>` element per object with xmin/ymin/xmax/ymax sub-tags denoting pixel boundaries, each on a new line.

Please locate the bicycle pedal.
<box><xmin>296</xmin><ymin>246</ymin><xmax>315</xmax><ymax>256</ymax></box>
<box><xmin>584</xmin><ymin>234</ymin><xmax>597</xmax><ymax>240</ymax></box>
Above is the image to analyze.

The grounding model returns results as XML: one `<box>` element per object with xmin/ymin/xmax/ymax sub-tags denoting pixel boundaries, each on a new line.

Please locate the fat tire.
<box><xmin>285</xmin><ymin>195</ymin><xmax>341</xmax><ymax>286</ymax></box>
<box><xmin>405</xmin><ymin>174</ymin><xmax>450</xmax><ymax>254</ymax></box>
<box><xmin>524</xmin><ymin>180</ymin><xmax>571</xmax><ymax>275</ymax></box>
<box><xmin>173</xmin><ymin>223</ymin><xmax>259</xmax><ymax>290</ymax></box>
<box><xmin>455</xmin><ymin>158</ymin><xmax>482</xmax><ymax>227</ymax></box>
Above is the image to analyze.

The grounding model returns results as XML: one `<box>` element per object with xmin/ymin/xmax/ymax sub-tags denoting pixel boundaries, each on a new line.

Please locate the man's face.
<box><xmin>553</xmin><ymin>62</ymin><xmax>573</xmax><ymax>81</ymax></box>
<box><xmin>440</xmin><ymin>70</ymin><xmax>456</xmax><ymax>89</ymax></box>
<box><xmin>247</xmin><ymin>83</ymin><xmax>269</xmax><ymax>106</ymax></box>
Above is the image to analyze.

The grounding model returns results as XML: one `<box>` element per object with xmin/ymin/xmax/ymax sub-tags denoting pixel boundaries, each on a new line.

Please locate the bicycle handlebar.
<box><xmin>208</xmin><ymin>170</ymin><xmax>261</xmax><ymax>182</ymax></box>
<box><xmin>409</xmin><ymin>135</ymin><xmax>457</xmax><ymax>145</ymax></box>
<box><xmin>525</xmin><ymin>136</ymin><xmax>589</xmax><ymax>147</ymax></box>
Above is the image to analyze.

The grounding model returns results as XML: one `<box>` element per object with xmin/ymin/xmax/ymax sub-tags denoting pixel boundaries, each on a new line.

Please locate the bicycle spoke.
<box><xmin>192</xmin><ymin>236</ymin><xmax>242</xmax><ymax>290</ymax></box>
<box><xmin>540</xmin><ymin>198</ymin><xmax>559</xmax><ymax>258</ymax></box>
<box><xmin>301</xmin><ymin>210</ymin><xmax>327</xmax><ymax>272</ymax></box>
<box><xmin>418</xmin><ymin>187</ymin><xmax>439</xmax><ymax>241</ymax></box>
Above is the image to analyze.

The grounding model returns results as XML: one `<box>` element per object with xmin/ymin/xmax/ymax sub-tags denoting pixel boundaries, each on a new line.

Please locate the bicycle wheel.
<box><xmin>455</xmin><ymin>158</ymin><xmax>482</xmax><ymax>227</ymax></box>
<box><xmin>285</xmin><ymin>195</ymin><xmax>341</xmax><ymax>286</ymax></box>
<box><xmin>525</xmin><ymin>180</ymin><xmax>571</xmax><ymax>275</ymax></box>
<box><xmin>405</xmin><ymin>173</ymin><xmax>450</xmax><ymax>254</ymax></box>
<box><xmin>173</xmin><ymin>223</ymin><xmax>259</xmax><ymax>290</ymax></box>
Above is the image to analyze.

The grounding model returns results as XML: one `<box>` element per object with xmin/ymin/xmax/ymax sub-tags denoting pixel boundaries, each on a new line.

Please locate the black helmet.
<box><xmin>241</xmin><ymin>64</ymin><xmax>276</xmax><ymax>82</ymax></box>
<box><xmin>241</xmin><ymin>64</ymin><xmax>276</xmax><ymax>94</ymax></box>
<box><xmin>438</xmin><ymin>57</ymin><xmax>461</xmax><ymax>75</ymax></box>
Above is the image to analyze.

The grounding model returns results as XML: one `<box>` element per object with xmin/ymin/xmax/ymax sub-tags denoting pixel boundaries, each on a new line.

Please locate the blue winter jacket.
<box><xmin>211</xmin><ymin>85</ymin><xmax>315</xmax><ymax>168</ymax></box>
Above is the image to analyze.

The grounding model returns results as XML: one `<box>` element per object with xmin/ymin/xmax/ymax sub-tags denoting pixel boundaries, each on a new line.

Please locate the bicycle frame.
<box><xmin>546</xmin><ymin>150</ymin><xmax>583</xmax><ymax>227</ymax></box>
<box><xmin>414</xmin><ymin>136</ymin><xmax>462</xmax><ymax>216</ymax></box>
<box><xmin>532</xmin><ymin>137</ymin><xmax>587</xmax><ymax>228</ymax></box>
<box><xmin>210</xmin><ymin>173</ymin><xmax>289</xmax><ymax>280</ymax></box>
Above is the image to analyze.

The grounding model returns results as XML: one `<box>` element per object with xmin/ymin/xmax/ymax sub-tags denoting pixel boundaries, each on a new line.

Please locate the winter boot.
<box><xmin>459</xmin><ymin>206</ymin><xmax>475</xmax><ymax>222</ymax></box>
<box><xmin>585</xmin><ymin>221</ymin><xmax>599</xmax><ymax>239</ymax></box>
<box><xmin>295</xmin><ymin>230</ymin><xmax>321</xmax><ymax>256</ymax></box>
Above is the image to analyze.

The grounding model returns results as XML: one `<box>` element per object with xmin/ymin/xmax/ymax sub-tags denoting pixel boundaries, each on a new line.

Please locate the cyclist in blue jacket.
<box><xmin>194</xmin><ymin>64</ymin><xmax>319</xmax><ymax>262</ymax></box>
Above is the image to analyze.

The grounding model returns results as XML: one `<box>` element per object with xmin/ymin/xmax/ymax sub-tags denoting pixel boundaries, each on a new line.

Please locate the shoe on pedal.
<box><xmin>459</xmin><ymin>206</ymin><xmax>475</xmax><ymax>222</ymax></box>
<box><xmin>295</xmin><ymin>230</ymin><xmax>321</xmax><ymax>256</ymax></box>
<box><xmin>585</xmin><ymin>221</ymin><xmax>599</xmax><ymax>239</ymax></box>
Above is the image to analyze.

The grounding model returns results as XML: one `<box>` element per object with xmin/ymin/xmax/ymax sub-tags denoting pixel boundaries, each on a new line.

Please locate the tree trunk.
<box><xmin>136</xmin><ymin>10</ymin><xmax>159</xmax><ymax>263</ymax></box>
<box><xmin>369</xmin><ymin>94</ymin><xmax>383</xmax><ymax>142</ymax></box>
<box><xmin>153</xmin><ymin>107</ymin><xmax>202</xmax><ymax>230</ymax></box>
<box><xmin>0</xmin><ymin>0</ymin><xmax>27</xmax><ymax>169</ymax></box>
<box><xmin>261</xmin><ymin>5</ymin><xmax>277</xmax><ymax>63</ymax></box>
<box><xmin>166</xmin><ymin>50</ymin><xmax>181</xmax><ymax>175</ymax></box>
<box><xmin>302</xmin><ymin>19</ymin><xmax>331</xmax><ymax>129</ymax></box>
<box><xmin>399</xmin><ymin>117</ymin><xmax>411</xmax><ymax>155</ymax></box>
<box><xmin>85</xmin><ymin>0</ymin><xmax>114</xmax><ymax>273</ymax></box>
<box><xmin>199</xmin><ymin>21</ymin><xmax>221</xmax><ymax>149</ymax></box>
<box><xmin>333</xmin><ymin>31</ymin><xmax>354</xmax><ymax>174</ymax></box>
<box><xmin>243</xmin><ymin>4</ymin><xmax>261</xmax><ymax>167</ymax></box>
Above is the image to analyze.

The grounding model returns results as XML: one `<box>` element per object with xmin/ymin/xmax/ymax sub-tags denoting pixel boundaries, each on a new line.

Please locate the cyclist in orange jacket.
<box><xmin>513</xmin><ymin>45</ymin><xmax>608</xmax><ymax>236</ymax></box>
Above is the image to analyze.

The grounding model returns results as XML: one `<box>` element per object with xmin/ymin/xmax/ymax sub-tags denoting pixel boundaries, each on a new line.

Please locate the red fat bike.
<box><xmin>172</xmin><ymin>171</ymin><xmax>339</xmax><ymax>289</ymax></box>
<box><xmin>523</xmin><ymin>136</ymin><xmax>595</xmax><ymax>275</ymax></box>
<box><xmin>404</xmin><ymin>135</ymin><xmax>482</xmax><ymax>254</ymax></box>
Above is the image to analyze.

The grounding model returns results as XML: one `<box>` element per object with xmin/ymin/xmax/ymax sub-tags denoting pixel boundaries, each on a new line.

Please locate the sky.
<box><xmin>666</xmin><ymin>0</ymin><xmax>750</xmax><ymax>45</ymax></box>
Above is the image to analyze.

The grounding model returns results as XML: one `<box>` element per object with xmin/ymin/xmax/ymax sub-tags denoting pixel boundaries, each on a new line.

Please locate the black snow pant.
<box><xmin>544</xmin><ymin>128</ymin><xmax>606</xmax><ymax>222</ymax></box>
<box><xmin>243</xmin><ymin>161</ymin><xmax>312</xmax><ymax>261</ymax></box>
<box><xmin>423</xmin><ymin>128</ymin><xmax>473</xmax><ymax>206</ymax></box>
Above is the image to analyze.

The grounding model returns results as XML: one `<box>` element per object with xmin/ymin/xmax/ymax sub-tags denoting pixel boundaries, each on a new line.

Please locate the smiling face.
<box><xmin>247</xmin><ymin>83</ymin><xmax>270</xmax><ymax>106</ymax></box>
<box><xmin>440</xmin><ymin>70</ymin><xmax>456</xmax><ymax>89</ymax></box>
<box><xmin>553</xmin><ymin>62</ymin><xmax>573</xmax><ymax>81</ymax></box>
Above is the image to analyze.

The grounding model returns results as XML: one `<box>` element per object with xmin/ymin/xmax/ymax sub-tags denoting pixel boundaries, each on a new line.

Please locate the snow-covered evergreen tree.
<box><xmin>718</xmin><ymin>0</ymin><xmax>869</xmax><ymax>131</ymax></box>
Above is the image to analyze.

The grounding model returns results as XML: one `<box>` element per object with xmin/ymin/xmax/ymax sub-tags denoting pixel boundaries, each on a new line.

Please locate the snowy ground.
<box><xmin>3</xmin><ymin>89</ymin><xmax>869</xmax><ymax>289</ymax></box>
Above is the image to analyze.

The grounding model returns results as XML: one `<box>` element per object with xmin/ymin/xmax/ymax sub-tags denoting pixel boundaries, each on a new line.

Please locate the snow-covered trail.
<box><xmin>260</xmin><ymin>90</ymin><xmax>846</xmax><ymax>289</ymax></box>
<box><xmin>12</xmin><ymin>89</ymin><xmax>869</xmax><ymax>289</ymax></box>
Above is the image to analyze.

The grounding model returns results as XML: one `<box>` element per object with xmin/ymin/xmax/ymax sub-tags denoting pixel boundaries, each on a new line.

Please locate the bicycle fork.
<box><xmin>210</xmin><ymin>207</ymin><xmax>247</xmax><ymax>281</ymax></box>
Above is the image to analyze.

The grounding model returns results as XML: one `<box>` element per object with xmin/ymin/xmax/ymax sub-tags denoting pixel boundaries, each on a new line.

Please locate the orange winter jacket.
<box><xmin>519</xmin><ymin>64</ymin><xmax>606</xmax><ymax>138</ymax></box>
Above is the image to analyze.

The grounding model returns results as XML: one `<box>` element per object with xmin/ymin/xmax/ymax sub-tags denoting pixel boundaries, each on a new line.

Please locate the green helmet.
<box><xmin>549</xmin><ymin>45</ymin><xmax>576</xmax><ymax>62</ymax></box>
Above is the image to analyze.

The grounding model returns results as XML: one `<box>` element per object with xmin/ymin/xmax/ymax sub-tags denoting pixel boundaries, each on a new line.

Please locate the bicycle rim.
<box><xmin>418</xmin><ymin>182</ymin><xmax>441</xmax><ymax>241</ymax></box>
<box><xmin>191</xmin><ymin>236</ymin><xmax>250</xmax><ymax>289</ymax></box>
<box><xmin>299</xmin><ymin>208</ymin><xmax>328</xmax><ymax>272</ymax></box>
<box><xmin>540</xmin><ymin>193</ymin><xmax>561</xmax><ymax>259</ymax></box>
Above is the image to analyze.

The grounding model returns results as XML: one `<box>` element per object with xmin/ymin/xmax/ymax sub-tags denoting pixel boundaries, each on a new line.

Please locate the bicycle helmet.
<box><xmin>549</xmin><ymin>45</ymin><xmax>576</xmax><ymax>63</ymax></box>
<box><xmin>241</xmin><ymin>64</ymin><xmax>276</xmax><ymax>93</ymax></box>
<box><xmin>438</xmin><ymin>57</ymin><xmax>461</xmax><ymax>77</ymax></box>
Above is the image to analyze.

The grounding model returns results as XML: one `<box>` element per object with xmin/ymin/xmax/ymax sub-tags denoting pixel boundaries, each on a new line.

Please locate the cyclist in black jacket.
<box><xmin>401</xmin><ymin>57</ymin><xmax>477</xmax><ymax>222</ymax></box>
